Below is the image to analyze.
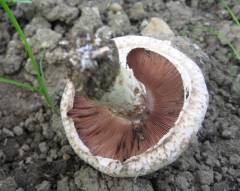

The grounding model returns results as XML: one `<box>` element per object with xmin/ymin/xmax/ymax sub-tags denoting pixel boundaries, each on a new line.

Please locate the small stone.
<box><xmin>197</xmin><ymin>170</ymin><xmax>214</xmax><ymax>185</ymax></box>
<box><xmin>214</xmin><ymin>172</ymin><xmax>222</xmax><ymax>182</ymax></box>
<box><xmin>47</xmin><ymin>4</ymin><xmax>79</xmax><ymax>23</ymax></box>
<box><xmin>129</xmin><ymin>2</ymin><xmax>146</xmax><ymax>21</ymax></box>
<box><xmin>39</xmin><ymin>142</ymin><xmax>49</xmax><ymax>153</ymax></box>
<box><xmin>2</xmin><ymin>128</ymin><xmax>14</xmax><ymax>137</ymax></box>
<box><xmin>35</xmin><ymin>180</ymin><xmax>51</xmax><ymax>191</ymax></box>
<box><xmin>65</xmin><ymin>0</ymin><xmax>82</xmax><ymax>7</ymax></box>
<box><xmin>3</xmin><ymin>139</ymin><xmax>19</xmax><ymax>162</ymax></box>
<box><xmin>108</xmin><ymin>11</ymin><xmax>131</xmax><ymax>35</ymax></box>
<box><xmin>71</xmin><ymin>7</ymin><xmax>103</xmax><ymax>37</ymax></box>
<box><xmin>33</xmin><ymin>0</ymin><xmax>79</xmax><ymax>24</ymax></box>
<box><xmin>213</xmin><ymin>182</ymin><xmax>229</xmax><ymax>191</ymax></box>
<box><xmin>30</xmin><ymin>28</ymin><xmax>62</xmax><ymax>52</ymax></box>
<box><xmin>221</xmin><ymin>129</ymin><xmax>233</xmax><ymax>139</ymax></box>
<box><xmin>16</xmin><ymin>188</ymin><xmax>24</xmax><ymax>191</ymax></box>
<box><xmin>42</xmin><ymin>123</ymin><xmax>54</xmax><ymax>139</ymax></box>
<box><xmin>2</xmin><ymin>40</ymin><xmax>24</xmax><ymax>75</ymax></box>
<box><xmin>175</xmin><ymin>175</ymin><xmax>189</xmax><ymax>190</ymax></box>
<box><xmin>45</xmin><ymin>47</ymin><xmax>66</xmax><ymax>65</ymax></box>
<box><xmin>0</xmin><ymin>177</ymin><xmax>17</xmax><ymax>191</ymax></box>
<box><xmin>57</xmin><ymin>177</ymin><xmax>69</xmax><ymax>191</ymax></box>
<box><xmin>24</xmin><ymin>16</ymin><xmax>51</xmax><ymax>37</ymax></box>
<box><xmin>96</xmin><ymin>26</ymin><xmax>113</xmax><ymax>40</ymax></box>
<box><xmin>49</xmin><ymin>149</ymin><xmax>58</xmax><ymax>160</ymax></box>
<box><xmin>109</xmin><ymin>3</ymin><xmax>122</xmax><ymax>13</ymax></box>
<box><xmin>141</xmin><ymin>17</ymin><xmax>174</xmax><ymax>39</ymax></box>
<box><xmin>63</xmin><ymin>153</ymin><xmax>71</xmax><ymax>161</ymax></box>
<box><xmin>166</xmin><ymin>1</ymin><xmax>192</xmax><ymax>28</ymax></box>
<box><xmin>229</xmin><ymin>154</ymin><xmax>240</xmax><ymax>166</ymax></box>
<box><xmin>155</xmin><ymin>180</ymin><xmax>171</xmax><ymax>191</ymax></box>
<box><xmin>201</xmin><ymin>185</ymin><xmax>210</xmax><ymax>191</ymax></box>
<box><xmin>13</xmin><ymin>126</ymin><xmax>24</xmax><ymax>136</ymax></box>
<box><xmin>80</xmin><ymin>0</ymin><xmax>112</xmax><ymax>13</ymax></box>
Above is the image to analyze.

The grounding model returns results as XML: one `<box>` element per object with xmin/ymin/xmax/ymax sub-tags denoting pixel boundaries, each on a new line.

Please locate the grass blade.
<box><xmin>6</xmin><ymin>0</ymin><xmax>32</xmax><ymax>3</ymax></box>
<box><xmin>12</xmin><ymin>0</ymin><xmax>32</xmax><ymax>3</ymax></box>
<box><xmin>220</xmin><ymin>0</ymin><xmax>240</xmax><ymax>26</ymax></box>
<box><xmin>1</xmin><ymin>0</ymin><xmax>56</xmax><ymax>110</ymax></box>
<box><xmin>0</xmin><ymin>0</ymin><xmax>40</xmax><ymax>76</ymax></box>
<box><xmin>0</xmin><ymin>76</ymin><xmax>37</xmax><ymax>92</ymax></box>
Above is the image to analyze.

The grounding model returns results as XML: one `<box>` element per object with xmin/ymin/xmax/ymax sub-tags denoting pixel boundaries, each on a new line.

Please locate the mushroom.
<box><xmin>60</xmin><ymin>35</ymin><xmax>209</xmax><ymax>177</ymax></box>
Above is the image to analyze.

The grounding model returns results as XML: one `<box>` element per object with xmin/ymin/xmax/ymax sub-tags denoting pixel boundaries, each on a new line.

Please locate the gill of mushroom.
<box><xmin>60</xmin><ymin>35</ymin><xmax>209</xmax><ymax>177</ymax></box>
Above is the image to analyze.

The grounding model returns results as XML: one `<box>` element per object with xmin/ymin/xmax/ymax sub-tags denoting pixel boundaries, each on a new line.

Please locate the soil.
<box><xmin>0</xmin><ymin>0</ymin><xmax>240</xmax><ymax>191</ymax></box>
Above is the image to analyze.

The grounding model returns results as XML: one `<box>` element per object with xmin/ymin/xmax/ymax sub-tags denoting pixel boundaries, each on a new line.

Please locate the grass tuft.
<box><xmin>219</xmin><ymin>0</ymin><xmax>240</xmax><ymax>60</ymax></box>
<box><xmin>220</xmin><ymin>0</ymin><xmax>240</xmax><ymax>26</ymax></box>
<box><xmin>0</xmin><ymin>0</ymin><xmax>56</xmax><ymax>111</ymax></box>
<box><xmin>0</xmin><ymin>76</ymin><xmax>37</xmax><ymax>92</ymax></box>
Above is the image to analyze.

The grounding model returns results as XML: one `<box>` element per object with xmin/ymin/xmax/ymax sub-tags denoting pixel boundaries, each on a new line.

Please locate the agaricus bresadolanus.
<box><xmin>60</xmin><ymin>35</ymin><xmax>209</xmax><ymax>177</ymax></box>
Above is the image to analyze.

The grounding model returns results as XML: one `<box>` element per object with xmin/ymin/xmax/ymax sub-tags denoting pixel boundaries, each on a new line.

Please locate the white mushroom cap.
<box><xmin>60</xmin><ymin>35</ymin><xmax>209</xmax><ymax>177</ymax></box>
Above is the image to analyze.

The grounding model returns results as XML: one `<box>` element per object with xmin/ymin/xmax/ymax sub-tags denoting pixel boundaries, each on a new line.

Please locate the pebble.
<box><xmin>49</xmin><ymin>149</ymin><xmax>58</xmax><ymax>160</ymax></box>
<box><xmin>33</xmin><ymin>0</ymin><xmax>79</xmax><ymax>24</ymax></box>
<box><xmin>35</xmin><ymin>180</ymin><xmax>51</xmax><ymax>191</ymax></box>
<box><xmin>221</xmin><ymin>129</ymin><xmax>233</xmax><ymax>139</ymax></box>
<box><xmin>95</xmin><ymin>26</ymin><xmax>113</xmax><ymax>40</ymax></box>
<box><xmin>108</xmin><ymin>11</ymin><xmax>132</xmax><ymax>35</ymax></box>
<box><xmin>3</xmin><ymin>138</ymin><xmax>19</xmax><ymax>162</ymax></box>
<box><xmin>129</xmin><ymin>2</ymin><xmax>146</xmax><ymax>21</ymax></box>
<box><xmin>0</xmin><ymin>177</ymin><xmax>17</xmax><ymax>191</ymax></box>
<box><xmin>213</xmin><ymin>182</ymin><xmax>229</xmax><ymax>191</ymax></box>
<box><xmin>57</xmin><ymin>177</ymin><xmax>69</xmax><ymax>191</ymax></box>
<box><xmin>166</xmin><ymin>1</ymin><xmax>192</xmax><ymax>28</ymax></box>
<box><xmin>229</xmin><ymin>154</ymin><xmax>240</xmax><ymax>166</ymax></box>
<box><xmin>141</xmin><ymin>17</ymin><xmax>174</xmax><ymax>39</ymax></box>
<box><xmin>2</xmin><ymin>40</ymin><xmax>24</xmax><ymax>75</ymax></box>
<box><xmin>30</xmin><ymin>28</ymin><xmax>62</xmax><ymax>52</ymax></box>
<box><xmin>197</xmin><ymin>169</ymin><xmax>214</xmax><ymax>185</ymax></box>
<box><xmin>2</xmin><ymin>128</ymin><xmax>14</xmax><ymax>137</ymax></box>
<box><xmin>39</xmin><ymin>142</ymin><xmax>49</xmax><ymax>153</ymax></box>
<box><xmin>42</xmin><ymin>123</ymin><xmax>54</xmax><ymax>139</ymax></box>
<box><xmin>65</xmin><ymin>0</ymin><xmax>82</xmax><ymax>7</ymax></box>
<box><xmin>109</xmin><ymin>3</ymin><xmax>122</xmax><ymax>13</ymax></box>
<box><xmin>16</xmin><ymin>188</ymin><xmax>24</xmax><ymax>191</ymax></box>
<box><xmin>175</xmin><ymin>175</ymin><xmax>189</xmax><ymax>190</ymax></box>
<box><xmin>71</xmin><ymin>7</ymin><xmax>103</xmax><ymax>37</ymax></box>
<box><xmin>79</xmin><ymin>0</ymin><xmax>111</xmax><ymax>13</ymax></box>
<box><xmin>24</xmin><ymin>16</ymin><xmax>51</xmax><ymax>37</ymax></box>
<box><xmin>46</xmin><ymin>3</ymin><xmax>79</xmax><ymax>24</ymax></box>
<box><xmin>45</xmin><ymin>47</ymin><xmax>65</xmax><ymax>65</ymax></box>
<box><xmin>13</xmin><ymin>126</ymin><xmax>24</xmax><ymax>136</ymax></box>
<box><xmin>201</xmin><ymin>185</ymin><xmax>210</xmax><ymax>191</ymax></box>
<box><xmin>214</xmin><ymin>172</ymin><xmax>222</xmax><ymax>182</ymax></box>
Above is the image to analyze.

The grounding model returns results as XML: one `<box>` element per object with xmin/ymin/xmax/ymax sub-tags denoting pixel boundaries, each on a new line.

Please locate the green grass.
<box><xmin>0</xmin><ymin>0</ymin><xmax>56</xmax><ymax>111</ymax></box>
<box><xmin>6</xmin><ymin>0</ymin><xmax>32</xmax><ymax>4</ymax></box>
<box><xmin>218</xmin><ymin>0</ymin><xmax>240</xmax><ymax>60</ymax></box>
<box><xmin>220</xmin><ymin>0</ymin><xmax>240</xmax><ymax>25</ymax></box>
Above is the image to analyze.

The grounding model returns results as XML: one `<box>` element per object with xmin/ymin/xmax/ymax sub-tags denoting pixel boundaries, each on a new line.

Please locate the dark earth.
<box><xmin>0</xmin><ymin>0</ymin><xmax>240</xmax><ymax>190</ymax></box>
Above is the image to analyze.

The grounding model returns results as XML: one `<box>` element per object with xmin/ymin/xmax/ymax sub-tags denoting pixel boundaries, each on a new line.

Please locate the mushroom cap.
<box><xmin>60</xmin><ymin>35</ymin><xmax>209</xmax><ymax>177</ymax></box>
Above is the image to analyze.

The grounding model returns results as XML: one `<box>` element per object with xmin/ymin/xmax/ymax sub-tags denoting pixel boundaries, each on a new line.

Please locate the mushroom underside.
<box><xmin>68</xmin><ymin>48</ymin><xmax>184</xmax><ymax>161</ymax></box>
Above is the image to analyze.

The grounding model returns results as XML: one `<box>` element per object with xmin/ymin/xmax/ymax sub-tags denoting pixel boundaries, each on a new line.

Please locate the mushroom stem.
<box><xmin>99</xmin><ymin>60</ymin><xmax>145</xmax><ymax>115</ymax></box>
